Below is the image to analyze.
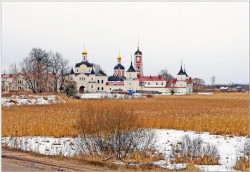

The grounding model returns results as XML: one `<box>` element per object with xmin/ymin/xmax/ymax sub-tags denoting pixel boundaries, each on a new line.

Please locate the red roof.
<box><xmin>170</xmin><ymin>77</ymin><xmax>193</xmax><ymax>84</ymax></box>
<box><xmin>106</xmin><ymin>82</ymin><xmax>124</xmax><ymax>86</ymax></box>
<box><xmin>170</xmin><ymin>78</ymin><xmax>177</xmax><ymax>84</ymax></box>
<box><xmin>138</xmin><ymin>76</ymin><xmax>166</xmax><ymax>82</ymax></box>
<box><xmin>187</xmin><ymin>77</ymin><xmax>193</xmax><ymax>84</ymax></box>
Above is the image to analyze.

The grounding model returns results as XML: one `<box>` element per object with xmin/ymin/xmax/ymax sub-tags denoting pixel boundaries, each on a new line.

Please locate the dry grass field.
<box><xmin>2</xmin><ymin>92</ymin><xmax>249</xmax><ymax>137</ymax></box>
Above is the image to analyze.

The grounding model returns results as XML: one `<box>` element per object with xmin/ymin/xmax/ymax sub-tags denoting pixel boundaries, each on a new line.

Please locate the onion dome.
<box><xmin>117</xmin><ymin>54</ymin><xmax>122</xmax><ymax>61</ymax></box>
<box><xmin>114</xmin><ymin>64</ymin><xmax>125</xmax><ymax>69</ymax></box>
<box><xmin>82</xmin><ymin>48</ymin><xmax>87</xmax><ymax>55</ymax></box>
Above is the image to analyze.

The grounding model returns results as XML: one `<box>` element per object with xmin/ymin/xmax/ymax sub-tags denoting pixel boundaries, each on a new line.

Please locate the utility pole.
<box><xmin>211</xmin><ymin>76</ymin><xmax>216</xmax><ymax>91</ymax></box>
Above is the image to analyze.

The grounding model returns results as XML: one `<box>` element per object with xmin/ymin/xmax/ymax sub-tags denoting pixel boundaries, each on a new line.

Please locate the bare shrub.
<box><xmin>234</xmin><ymin>139</ymin><xmax>250</xmax><ymax>171</ymax></box>
<box><xmin>76</xmin><ymin>105</ymin><xmax>157</xmax><ymax>162</ymax></box>
<box><xmin>170</xmin><ymin>134</ymin><xmax>219</xmax><ymax>165</ymax></box>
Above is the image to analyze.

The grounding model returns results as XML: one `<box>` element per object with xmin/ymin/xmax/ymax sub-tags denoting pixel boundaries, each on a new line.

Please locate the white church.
<box><xmin>69</xmin><ymin>43</ymin><xmax>193</xmax><ymax>94</ymax></box>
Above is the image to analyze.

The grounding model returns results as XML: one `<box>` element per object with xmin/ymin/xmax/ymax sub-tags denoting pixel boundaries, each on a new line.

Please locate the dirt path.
<box><xmin>2</xmin><ymin>148</ymin><xmax>105</xmax><ymax>171</ymax></box>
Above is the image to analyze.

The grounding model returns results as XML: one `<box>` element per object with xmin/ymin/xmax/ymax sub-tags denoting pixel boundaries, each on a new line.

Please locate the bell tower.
<box><xmin>134</xmin><ymin>37</ymin><xmax>143</xmax><ymax>77</ymax></box>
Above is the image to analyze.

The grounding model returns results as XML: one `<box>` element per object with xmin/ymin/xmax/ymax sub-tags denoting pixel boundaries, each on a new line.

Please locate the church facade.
<box><xmin>70</xmin><ymin>44</ymin><xmax>193</xmax><ymax>94</ymax></box>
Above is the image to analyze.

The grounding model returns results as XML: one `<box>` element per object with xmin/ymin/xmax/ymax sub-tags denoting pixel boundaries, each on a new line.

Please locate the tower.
<box><xmin>114</xmin><ymin>52</ymin><xmax>125</xmax><ymax>77</ymax></box>
<box><xmin>134</xmin><ymin>37</ymin><xmax>143</xmax><ymax>77</ymax></box>
<box><xmin>82</xmin><ymin>45</ymin><xmax>88</xmax><ymax>62</ymax></box>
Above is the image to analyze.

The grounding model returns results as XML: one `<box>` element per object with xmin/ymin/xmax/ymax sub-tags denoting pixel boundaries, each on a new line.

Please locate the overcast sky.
<box><xmin>2</xmin><ymin>2</ymin><xmax>249</xmax><ymax>84</ymax></box>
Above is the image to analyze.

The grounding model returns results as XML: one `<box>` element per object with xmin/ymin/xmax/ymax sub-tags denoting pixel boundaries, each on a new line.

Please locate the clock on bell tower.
<box><xmin>134</xmin><ymin>40</ymin><xmax>143</xmax><ymax>77</ymax></box>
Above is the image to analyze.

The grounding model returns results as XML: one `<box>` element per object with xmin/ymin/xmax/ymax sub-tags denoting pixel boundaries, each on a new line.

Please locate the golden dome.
<box><xmin>117</xmin><ymin>53</ymin><xmax>122</xmax><ymax>61</ymax></box>
<box><xmin>82</xmin><ymin>48</ymin><xmax>88</xmax><ymax>55</ymax></box>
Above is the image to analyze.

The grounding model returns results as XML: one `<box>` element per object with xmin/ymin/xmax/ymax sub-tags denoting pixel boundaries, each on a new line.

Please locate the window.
<box><xmin>101</xmin><ymin>87</ymin><xmax>104</xmax><ymax>90</ymax></box>
<box><xmin>148</xmin><ymin>82</ymin><xmax>150</xmax><ymax>85</ymax></box>
<box><xmin>130</xmin><ymin>74</ymin><xmax>131</xmax><ymax>78</ymax></box>
<box><xmin>98</xmin><ymin>80</ymin><xmax>99</xmax><ymax>83</ymax></box>
<box><xmin>110</xmin><ymin>88</ymin><xmax>111</xmax><ymax>90</ymax></box>
<box><xmin>156</xmin><ymin>82</ymin><xmax>158</xmax><ymax>85</ymax></box>
<box><xmin>98</xmin><ymin>87</ymin><xmax>99</xmax><ymax>90</ymax></box>
<box><xmin>84</xmin><ymin>77</ymin><xmax>85</xmax><ymax>80</ymax></box>
<box><xmin>161</xmin><ymin>82</ymin><xmax>163</xmax><ymax>85</ymax></box>
<box><xmin>91</xmin><ymin>78</ymin><xmax>93</xmax><ymax>80</ymax></box>
<box><xmin>91</xmin><ymin>85</ymin><xmax>93</xmax><ymax>88</ymax></box>
<box><xmin>102</xmin><ymin>80</ymin><xmax>103</xmax><ymax>83</ymax></box>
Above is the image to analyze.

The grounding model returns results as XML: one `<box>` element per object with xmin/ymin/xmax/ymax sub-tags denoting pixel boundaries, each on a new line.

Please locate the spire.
<box><xmin>127</xmin><ymin>56</ymin><xmax>136</xmax><ymax>72</ymax></box>
<box><xmin>137</xmin><ymin>33</ymin><xmax>139</xmax><ymax>50</ymax></box>
<box><xmin>117</xmin><ymin>50</ymin><xmax>122</xmax><ymax>64</ymax></box>
<box><xmin>178</xmin><ymin>60</ymin><xmax>185</xmax><ymax>75</ymax></box>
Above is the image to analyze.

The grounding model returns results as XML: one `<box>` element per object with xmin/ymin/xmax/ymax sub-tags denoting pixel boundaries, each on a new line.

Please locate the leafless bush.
<box><xmin>76</xmin><ymin>105</ymin><xmax>156</xmax><ymax>161</ymax></box>
<box><xmin>170</xmin><ymin>134</ymin><xmax>219</xmax><ymax>165</ymax></box>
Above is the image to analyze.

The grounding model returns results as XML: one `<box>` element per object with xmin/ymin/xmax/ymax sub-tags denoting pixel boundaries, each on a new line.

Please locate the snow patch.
<box><xmin>1</xmin><ymin>95</ymin><xmax>64</xmax><ymax>107</ymax></box>
<box><xmin>2</xmin><ymin>129</ymin><xmax>248</xmax><ymax>171</ymax></box>
<box><xmin>78</xmin><ymin>93</ymin><xmax>145</xmax><ymax>99</ymax></box>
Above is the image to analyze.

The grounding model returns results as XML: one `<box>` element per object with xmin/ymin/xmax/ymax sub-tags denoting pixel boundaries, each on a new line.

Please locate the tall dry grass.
<box><xmin>2</xmin><ymin>92</ymin><xmax>249</xmax><ymax>137</ymax></box>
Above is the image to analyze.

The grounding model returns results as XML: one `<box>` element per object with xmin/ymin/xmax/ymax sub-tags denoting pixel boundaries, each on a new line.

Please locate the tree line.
<box><xmin>8</xmin><ymin>48</ymin><xmax>74</xmax><ymax>94</ymax></box>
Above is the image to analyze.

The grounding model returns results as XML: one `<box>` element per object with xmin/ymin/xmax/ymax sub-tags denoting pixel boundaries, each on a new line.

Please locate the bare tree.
<box><xmin>9</xmin><ymin>63</ymin><xmax>19</xmax><ymax>74</ymax></box>
<box><xmin>158</xmin><ymin>69</ymin><xmax>173</xmax><ymax>83</ymax></box>
<box><xmin>21</xmin><ymin>48</ymin><xmax>50</xmax><ymax>93</ymax></box>
<box><xmin>94</xmin><ymin>63</ymin><xmax>105</xmax><ymax>74</ymax></box>
<box><xmin>193</xmin><ymin>78</ymin><xmax>205</xmax><ymax>92</ymax></box>
<box><xmin>168</xmin><ymin>87</ymin><xmax>178</xmax><ymax>95</ymax></box>
<box><xmin>49</xmin><ymin>52</ymin><xmax>69</xmax><ymax>92</ymax></box>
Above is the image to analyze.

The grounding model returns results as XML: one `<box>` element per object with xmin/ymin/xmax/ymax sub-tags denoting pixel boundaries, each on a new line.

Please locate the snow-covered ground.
<box><xmin>2</xmin><ymin>129</ymin><xmax>248</xmax><ymax>171</ymax></box>
<box><xmin>196</xmin><ymin>92</ymin><xmax>214</xmax><ymax>95</ymax></box>
<box><xmin>1</xmin><ymin>95</ymin><xmax>64</xmax><ymax>107</ymax></box>
<box><xmin>78</xmin><ymin>93</ymin><xmax>145</xmax><ymax>99</ymax></box>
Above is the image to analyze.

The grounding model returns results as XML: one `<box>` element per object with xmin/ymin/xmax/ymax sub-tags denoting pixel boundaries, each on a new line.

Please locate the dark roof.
<box><xmin>135</xmin><ymin>49</ymin><xmax>142</xmax><ymax>55</ymax></box>
<box><xmin>127</xmin><ymin>62</ymin><xmax>136</xmax><ymax>72</ymax></box>
<box><xmin>108</xmin><ymin>75</ymin><xmax>126</xmax><ymax>81</ymax></box>
<box><xmin>75</xmin><ymin>61</ymin><xmax>94</xmax><ymax>67</ymax></box>
<box><xmin>177</xmin><ymin>66</ymin><xmax>185</xmax><ymax>75</ymax></box>
<box><xmin>183</xmin><ymin>69</ymin><xmax>188</xmax><ymax>77</ymax></box>
<box><xmin>114</xmin><ymin>64</ymin><xmax>125</xmax><ymax>70</ymax></box>
<box><xmin>70</xmin><ymin>68</ymin><xmax>74</xmax><ymax>74</ymax></box>
<box><xmin>90</xmin><ymin>68</ymin><xmax>95</xmax><ymax>74</ymax></box>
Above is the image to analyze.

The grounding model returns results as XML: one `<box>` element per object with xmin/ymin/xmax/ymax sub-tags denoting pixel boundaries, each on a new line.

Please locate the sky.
<box><xmin>2</xmin><ymin>2</ymin><xmax>249</xmax><ymax>84</ymax></box>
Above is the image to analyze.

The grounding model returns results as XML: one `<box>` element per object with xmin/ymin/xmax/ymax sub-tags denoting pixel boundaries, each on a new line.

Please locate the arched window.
<box><xmin>101</xmin><ymin>87</ymin><xmax>104</xmax><ymax>90</ymax></box>
<box><xmin>98</xmin><ymin>87</ymin><xmax>100</xmax><ymax>90</ymax></box>
<box><xmin>102</xmin><ymin>80</ymin><xmax>104</xmax><ymax>83</ymax></box>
